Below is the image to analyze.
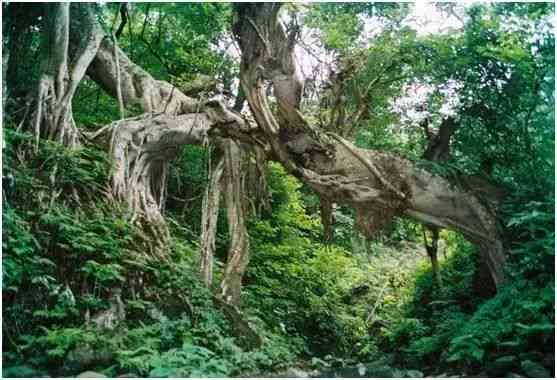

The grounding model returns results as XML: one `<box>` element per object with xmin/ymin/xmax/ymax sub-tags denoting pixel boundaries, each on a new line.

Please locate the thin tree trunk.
<box><xmin>200</xmin><ymin>152</ymin><xmax>224</xmax><ymax>287</ymax></box>
<box><xmin>218</xmin><ymin>140</ymin><xmax>249</xmax><ymax>306</ymax></box>
<box><xmin>423</xmin><ymin>227</ymin><xmax>442</xmax><ymax>288</ymax></box>
<box><xmin>419</xmin><ymin>117</ymin><xmax>456</xmax><ymax>288</ymax></box>
<box><xmin>320</xmin><ymin>197</ymin><xmax>334</xmax><ymax>243</ymax></box>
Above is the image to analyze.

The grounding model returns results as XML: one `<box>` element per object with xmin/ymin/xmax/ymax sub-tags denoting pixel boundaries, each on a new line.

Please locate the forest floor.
<box><xmin>252</xmin><ymin>241</ymin><xmax>439</xmax><ymax>378</ymax></box>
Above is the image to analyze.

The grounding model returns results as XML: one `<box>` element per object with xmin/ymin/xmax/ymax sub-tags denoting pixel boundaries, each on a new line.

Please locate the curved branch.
<box><xmin>233</xmin><ymin>3</ymin><xmax>507</xmax><ymax>287</ymax></box>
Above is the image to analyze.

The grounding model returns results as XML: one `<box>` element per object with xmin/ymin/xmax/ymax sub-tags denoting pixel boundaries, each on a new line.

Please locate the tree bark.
<box><xmin>320</xmin><ymin>197</ymin><xmax>335</xmax><ymax>243</ymax></box>
<box><xmin>423</xmin><ymin>227</ymin><xmax>442</xmax><ymax>288</ymax></box>
<box><xmin>200</xmin><ymin>151</ymin><xmax>224</xmax><ymax>287</ymax></box>
<box><xmin>218</xmin><ymin>140</ymin><xmax>250</xmax><ymax>306</ymax></box>
<box><xmin>419</xmin><ymin>116</ymin><xmax>457</xmax><ymax>288</ymax></box>
<box><xmin>64</xmin><ymin>3</ymin><xmax>506</xmax><ymax>288</ymax></box>
<box><xmin>86</xmin><ymin>36</ymin><xmax>198</xmax><ymax>115</ymax></box>
<box><xmin>31</xmin><ymin>3</ymin><xmax>103</xmax><ymax>148</ymax></box>
<box><xmin>232</xmin><ymin>3</ymin><xmax>506</xmax><ymax>287</ymax></box>
<box><xmin>4</xmin><ymin>3</ymin><xmax>43</xmax><ymax>114</ymax></box>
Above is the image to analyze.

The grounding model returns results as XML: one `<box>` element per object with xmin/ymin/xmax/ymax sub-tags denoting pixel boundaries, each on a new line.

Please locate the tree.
<box><xmin>232</xmin><ymin>3</ymin><xmax>506</xmax><ymax>287</ymax></box>
<box><xmin>16</xmin><ymin>3</ymin><xmax>509</xmax><ymax>308</ymax></box>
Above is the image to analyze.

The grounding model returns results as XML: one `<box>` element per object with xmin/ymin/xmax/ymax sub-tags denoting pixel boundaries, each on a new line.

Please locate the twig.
<box><xmin>365</xmin><ymin>280</ymin><xmax>389</xmax><ymax>325</ymax></box>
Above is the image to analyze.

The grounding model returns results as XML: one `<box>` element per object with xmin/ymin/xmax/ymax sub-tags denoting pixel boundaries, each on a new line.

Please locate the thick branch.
<box><xmin>233</xmin><ymin>4</ymin><xmax>507</xmax><ymax>287</ymax></box>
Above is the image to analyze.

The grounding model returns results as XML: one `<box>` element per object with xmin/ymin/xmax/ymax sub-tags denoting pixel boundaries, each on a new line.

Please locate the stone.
<box><xmin>521</xmin><ymin>360</ymin><xmax>550</xmax><ymax>378</ymax></box>
<box><xmin>117</xmin><ymin>374</ymin><xmax>139</xmax><ymax>378</ymax></box>
<box><xmin>331</xmin><ymin>365</ymin><xmax>367</xmax><ymax>378</ymax></box>
<box><xmin>63</xmin><ymin>345</ymin><xmax>114</xmax><ymax>374</ymax></box>
<box><xmin>77</xmin><ymin>371</ymin><xmax>106</xmax><ymax>378</ymax></box>
<box><xmin>282</xmin><ymin>368</ymin><xmax>309</xmax><ymax>378</ymax></box>
<box><xmin>405</xmin><ymin>369</ymin><xmax>424</xmax><ymax>378</ymax></box>
<box><xmin>505</xmin><ymin>372</ymin><xmax>524</xmax><ymax>378</ymax></box>
<box><xmin>365</xmin><ymin>365</ymin><xmax>395</xmax><ymax>378</ymax></box>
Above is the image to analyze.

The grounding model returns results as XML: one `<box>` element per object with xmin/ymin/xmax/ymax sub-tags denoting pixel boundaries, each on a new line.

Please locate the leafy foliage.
<box><xmin>2</xmin><ymin>2</ymin><xmax>554</xmax><ymax>378</ymax></box>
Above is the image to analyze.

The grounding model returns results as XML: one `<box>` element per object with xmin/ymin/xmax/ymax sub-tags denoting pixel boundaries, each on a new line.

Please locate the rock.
<box><xmin>521</xmin><ymin>360</ymin><xmax>550</xmax><ymax>378</ymax></box>
<box><xmin>506</xmin><ymin>372</ymin><xmax>524</xmax><ymax>378</ymax></box>
<box><xmin>63</xmin><ymin>345</ymin><xmax>114</xmax><ymax>374</ymax></box>
<box><xmin>405</xmin><ymin>369</ymin><xmax>424</xmax><ymax>378</ymax></box>
<box><xmin>117</xmin><ymin>374</ymin><xmax>139</xmax><ymax>378</ymax></box>
<box><xmin>487</xmin><ymin>355</ymin><xmax>519</xmax><ymax>376</ymax></box>
<box><xmin>77</xmin><ymin>371</ymin><xmax>106</xmax><ymax>378</ymax></box>
<box><xmin>281</xmin><ymin>368</ymin><xmax>309</xmax><ymax>378</ymax></box>
<box><xmin>365</xmin><ymin>365</ymin><xmax>395</xmax><ymax>378</ymax></box>
<box><xmin>330</xmin><ymin>364</ymin><xmax>367</xmax><ymax>378</ymax></box>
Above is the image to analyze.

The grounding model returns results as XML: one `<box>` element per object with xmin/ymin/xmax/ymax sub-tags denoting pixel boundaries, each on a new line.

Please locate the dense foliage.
<box><xmin>2</xmin><ymin>2</ymin><xmax>554</xmax><ymax>378</ymax></box>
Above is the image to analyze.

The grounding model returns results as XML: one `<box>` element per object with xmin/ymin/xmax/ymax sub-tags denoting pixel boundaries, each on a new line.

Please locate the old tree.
<box><xmin>9</xmin><ymin>3</ymin><xmax>511</xmax><ymax>308</ymax></box>
<box><xmin>4</xmin><ymin>2</ymin><xmax>555</xmax><ymax>376</ymax></box>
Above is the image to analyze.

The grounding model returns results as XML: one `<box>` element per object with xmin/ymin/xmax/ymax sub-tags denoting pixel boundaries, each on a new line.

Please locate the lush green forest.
<box><xmin>2</xmin><ymin>2</ymin><xmax>554</xmax><ymax>378</ymax></box>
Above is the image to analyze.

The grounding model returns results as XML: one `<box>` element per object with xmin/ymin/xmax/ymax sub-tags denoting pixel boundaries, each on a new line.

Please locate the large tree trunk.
<box><xmin>82</xmin><ymin>23</ymin><xmax>255</xmax><ymax>251</ymax></box>
<box><xmin>232</xmin><ymin>3</ymin><xmax>506</xmax><ymax>287</ymax></box>
<box><xmin>86</xmin><ymin>37</ymin><xmax>198</xmax><ymax>116</ymax></box>
<box><xmin>31</xmin><ymin>3</ymin><xmax>103</xmax><ymax>148</ymax></box>
<box><xmin>80</xmin><ymin>12</ymin><xmax>256</xmax><ymax>295</ymax></box>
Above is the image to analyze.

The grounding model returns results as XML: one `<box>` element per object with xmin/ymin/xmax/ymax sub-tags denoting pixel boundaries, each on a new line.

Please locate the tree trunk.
<box><xmin>69</xmin><ymin>3</ymin><xmax>507</xmax><ymax>288</ymax></box>
<box><xmin>4</xmin><ymin>3</ymin><xmax>44</xmax><ymax>117</ymax></box>
<box><xmin>423</xmin><ymin>227</ymin><xmax>442</xmax><ymax>288</ymax></box>
<box><xmin>419</xmin><ymin>117</ymin><xmax>457</xmax><ymax>288</ymax></box>
<box><xmin>320</xmin><ymin>197</ymin><xmax>335</xmax><ymax>243</ymax></box>
<box><xmin>218</xmin><ymin>140</ymin><xmax>250</xmax><ymax>306</ymax></box>
<box><xmin>200</xmin><ymin>152</ymin><xmax>224</xmax><ymax>286</ymax></box>
<box><xmin>31</xmin><ymin>3</ymin><xmax>103</xmax><ymax>148</ymax></box>
<box><xmin>232</xmin><ymin>3</ymin><xmax>507</xmax><ymax>288</ymax></box>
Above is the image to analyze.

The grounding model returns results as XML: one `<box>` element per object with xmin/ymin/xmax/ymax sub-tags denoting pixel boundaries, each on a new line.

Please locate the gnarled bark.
<box><xmin>218</xmin><ymin>140</ymin><xmax>250</xmax><ymax>306</ymax></box>
<box><xmin>31</xmin><ymin>3</ymin><xmax>103</xmax><ymax>148</ymax></box>
<box><xmin>232</xmin><ymin>3</ymin><xmax>506</xmax><ymax>287</ymax></box>
<box><xmin>87</xmin><ymin>36</ymin><xmax>198</xmax><ymax>115</ymax></box>
<box><xmin>59</xmin><ymin>3</ymin><xmax>506</xmax><ymax>289</ymax></box>
<box><xmin>92</xmin><ymin>102</ymin><xmax>247</xmax><ymax>226</ymax></box>
<box><xmin>200</xmin><ymin>152</ymin><xmax>224</xmax><ymax>286</ymax></box>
